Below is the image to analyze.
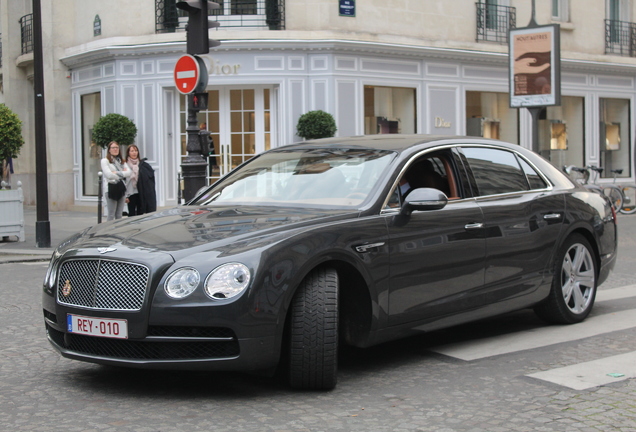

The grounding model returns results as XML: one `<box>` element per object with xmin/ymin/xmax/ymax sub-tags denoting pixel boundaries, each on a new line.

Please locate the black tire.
<box><xmin>288</xmin><ymin>267</ymin><xmax>339</xmax><ymax>390</ymax></box>
<box><xmin>534</xmin><ymin>234</ymin><xmax>597</xmax><ymax>324</ymax></box>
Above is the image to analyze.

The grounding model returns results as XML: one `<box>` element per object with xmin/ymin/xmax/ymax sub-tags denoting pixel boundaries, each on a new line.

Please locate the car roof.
<box><xmin>273</xmin><ymin>134</ymin><xmax>511</xmax><ymax>154</ymax></box>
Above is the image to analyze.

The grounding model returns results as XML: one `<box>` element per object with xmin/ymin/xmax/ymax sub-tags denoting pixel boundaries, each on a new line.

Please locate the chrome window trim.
<box><xmin>378</xmin><ymin>141</ymin><xmax>555</xmax><ymax>212</ymax></box>
<box><xmin>457</xmin><ymin>144</ymin><xmax>555</xmax><ymax>198</ymax></box>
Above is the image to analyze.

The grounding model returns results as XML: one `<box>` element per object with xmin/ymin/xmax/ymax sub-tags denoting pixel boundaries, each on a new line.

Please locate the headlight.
<box><xmin>164</xmin><ymin>267</ymin><xmax>200</xmax><ymax>299</ymax></box>
<box><xmin>43</xmin><ymin>249</ymin><xmax>63</xmax><ymax>291</ymax></box>
<box><xmin>204</xmin><ymin>263</ymin><xmax>251</xmax><ymax>300</ymax></box>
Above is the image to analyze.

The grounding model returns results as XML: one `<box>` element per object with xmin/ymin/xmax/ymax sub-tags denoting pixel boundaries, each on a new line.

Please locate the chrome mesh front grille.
<box><xmin>56</xmin><ymin>259</ymin><xmax>150</xmax><ymax>311</ymax></box>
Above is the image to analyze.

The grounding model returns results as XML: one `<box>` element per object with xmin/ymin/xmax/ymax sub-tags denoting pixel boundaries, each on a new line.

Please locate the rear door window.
<box><xmin>461</xmin><ymin>147</ymin><xmax>528</xmax><ymax>196</ymax></box>
<box><xmin>517</xmin><ymin>157</ymin><xmax>548</xmax><ymax>190</ymax></box>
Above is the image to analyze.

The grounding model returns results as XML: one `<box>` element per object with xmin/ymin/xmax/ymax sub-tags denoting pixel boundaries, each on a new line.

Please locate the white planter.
<box><xmin>0</xmin><ymin>181</ymin><xmax>25</xmax><ymax>242</ymax></box>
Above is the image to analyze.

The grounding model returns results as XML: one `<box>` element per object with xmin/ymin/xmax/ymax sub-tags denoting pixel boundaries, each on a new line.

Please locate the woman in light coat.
<box><xmin>101</xmin><ymin>141</ymin><xmax>131</xmax><ymax>221</ymax></box>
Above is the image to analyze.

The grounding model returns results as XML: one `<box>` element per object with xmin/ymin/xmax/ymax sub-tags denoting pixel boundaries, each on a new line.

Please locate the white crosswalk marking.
<box><xmin>430</xmin><ymin>286</ymin><xmax>636</xmax><ymax>361</ymax></box>
<box><xmin>527</xmin><ymin>352</ymin><xmax>636</xmax><ymax>390</ymax></box>
<box><xmin>426</xmin><ymin>285</ymin><xmax>636</xmax><ymax>389</ymax></box>
<box><xmin>431</xmin><ymin>308</ymin><xmax>636</xmax><ymax>360</ymax></box>
<box><xmin>595</xmin><ymin>284</ymin><xmax>636</xmax><ymax>301</ymax></box>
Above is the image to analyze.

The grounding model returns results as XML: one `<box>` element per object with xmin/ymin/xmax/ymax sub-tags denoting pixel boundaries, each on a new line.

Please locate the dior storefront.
<box><xmin>64</xmin><ymin>40</ymin><xmax>636</xmax><ymax>208</ymax></box>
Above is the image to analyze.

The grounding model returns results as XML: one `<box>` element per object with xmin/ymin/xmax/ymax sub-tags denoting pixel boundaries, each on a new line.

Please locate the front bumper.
<box><xmin>45</xmin><ymin>321</ymin><xmax>279</xmax><ymax>371</ymax></box>
<box><xmin>42</xmin><ymin>251</ymin><xmax>286</xmax><ymax>372</ymax></box>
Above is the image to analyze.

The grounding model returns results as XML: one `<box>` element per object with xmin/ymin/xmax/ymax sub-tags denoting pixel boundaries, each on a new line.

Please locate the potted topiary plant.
<box><xmin>0</xmin><ymin>104</ymin><xmax>25</xmax><ymax>184</ymax></box>
<box><xmin>91</xmin><ymin>113</ymin><xmax>138</xmax><ymax>148</ymax></box>
<box><xmin>296</xmin><ymin>110</ymin><xmax>337</xmax><ymax>140</ymax></box>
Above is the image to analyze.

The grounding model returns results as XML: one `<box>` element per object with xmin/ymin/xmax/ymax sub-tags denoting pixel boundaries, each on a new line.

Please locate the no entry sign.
<box><xmin>174</xmin><ymin>54</ymin><xmax>208</xmax><ymax>95</ymax></box>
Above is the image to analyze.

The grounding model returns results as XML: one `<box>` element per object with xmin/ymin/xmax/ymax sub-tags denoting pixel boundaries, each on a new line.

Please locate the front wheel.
<box><xmin>534</xmin><ymin>234</ymin><xmax>597</xmax><ymax>324</ymax></box>
<box><xmin>287</xmin><ymin>267</ymin><xmax>339</xmax><ymax>390</ymax></box>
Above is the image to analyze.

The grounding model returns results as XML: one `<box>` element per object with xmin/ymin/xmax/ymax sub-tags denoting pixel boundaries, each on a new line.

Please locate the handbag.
<box><xmin>108</xmin><ymin>179</ymin><xmax>126</xmax><ymax>201</ymax></box>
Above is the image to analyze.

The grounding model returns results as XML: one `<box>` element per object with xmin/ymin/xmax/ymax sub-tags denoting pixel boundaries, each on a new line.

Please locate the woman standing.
<box><xmin>125</xmin><ymin>144</ymin><xmax>157</xmax><ymax>216</ymax></box>
<box><xmin>125</xmin><ymin>144</ymin><xmax>142</xmax><ymax>216</ymax></box>
<box><xmin>101</xmin><ymin>141</ymin><xmax>131</xmax><ymax>221</ymax></box>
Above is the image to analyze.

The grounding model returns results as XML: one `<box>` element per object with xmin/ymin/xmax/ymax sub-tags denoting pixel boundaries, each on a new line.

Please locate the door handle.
<box><xmin>543</xmin><ymin>213</ymin><xmax>562</xmax><ymax>220</ymax></box>
<box><xmin>464</xmin><ymin>222</ymin><xmax>484</xmax><ymax>230</ymax></box>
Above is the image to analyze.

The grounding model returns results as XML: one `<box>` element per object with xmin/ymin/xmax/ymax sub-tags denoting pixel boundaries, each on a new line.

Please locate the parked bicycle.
<box><xmin>587</xmin><ymin>166</ymin><xmax>624</xmax><ymax>213</ymax></box>
<box><xmin>608</xmin><ymin>170</ymin><xmax>636</xmax><ymax>215</ymax></box>
<box><xmin>563</xmin><ymin>165</ymin><xmax>623</xmax><ymax>212</ymax></box>
<box><xmin>594</xmin><ymin>167</ymin><xmax>636</xmax><ymax>215</ymax></box>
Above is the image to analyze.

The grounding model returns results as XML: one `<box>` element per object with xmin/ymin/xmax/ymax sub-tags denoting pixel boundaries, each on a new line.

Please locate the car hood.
<box><xmin>59</xmin><ymin>205</ymin><xmax>359</xmax><ymax>260</ymax></box>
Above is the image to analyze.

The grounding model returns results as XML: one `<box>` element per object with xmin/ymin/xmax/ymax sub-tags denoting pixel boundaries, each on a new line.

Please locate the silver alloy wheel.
<box><xmin>560</xmin><ymin>243</ymin><xmax>596</xmax><ymax>314</ymax></box>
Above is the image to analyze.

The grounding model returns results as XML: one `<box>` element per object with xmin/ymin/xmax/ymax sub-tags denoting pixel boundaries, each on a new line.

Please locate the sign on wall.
<box><xmin>429</xmin><ymin>87</ymin><xmax>458</xmax><ymax>136</ymax></box>
<box><xmin>509</xmin><ymin>24</ymin><xmax>561</xmax><ymax>108</ymax></box>
<box><xmin>93</xmin><ymin>15</ymin><xmax>101</xmax><ymax>37</ymax></box>
<box><xmin>339</xmin><ymin>0</ymin><xmax>355</xmax><ymax>17</ymax></box>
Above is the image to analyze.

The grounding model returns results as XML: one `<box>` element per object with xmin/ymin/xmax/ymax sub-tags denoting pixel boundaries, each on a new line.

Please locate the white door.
<box><xmin>178</xmin><ymin>86</ymin><xmax>275</xmax><ymax>185</ymax></box>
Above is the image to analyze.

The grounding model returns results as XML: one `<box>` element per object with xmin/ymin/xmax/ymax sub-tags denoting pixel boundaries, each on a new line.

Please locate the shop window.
<box><xmin>81</xmin><ymin>92</ymin><xmax>102</xmax><ymax>197</ymax></box>
<box><xmin>465</xmin><ymin>91</ymin><xmax>518</xmax><ymax>144</ymax></box>
<box><xmin>364</xmin><ymin>86</ymin><xmax>416</xmax><ymax>135</ymax></box>
<box><xmin>538</xmin><ymin>96</ymin><xmax>585</xmax><ymax>169</ymax></box>
<box><xmin>600</xmin><ymin>98</ymin><xmax>631</xmax><ymax>178</ymax></box>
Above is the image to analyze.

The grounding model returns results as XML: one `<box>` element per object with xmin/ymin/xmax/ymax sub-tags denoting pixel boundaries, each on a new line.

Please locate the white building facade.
<box><xmin>1</xmin><ymin>0</ymin><xmax>636</xmax><ymax>210</ymax></box>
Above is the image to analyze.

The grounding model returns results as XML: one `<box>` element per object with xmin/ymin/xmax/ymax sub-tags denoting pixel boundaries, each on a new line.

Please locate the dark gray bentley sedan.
<box><xmin>43</xmin><ymin>135</ymin><xmax>617</xmax><ymax>390</ymax></box>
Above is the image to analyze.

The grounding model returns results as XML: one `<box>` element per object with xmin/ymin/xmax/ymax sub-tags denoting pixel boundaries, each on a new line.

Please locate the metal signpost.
<box><xmin>508</xmin><ymin>0</ymin><xmax>561</xmax><ymax>155</ymax></box>
<box><xmin>176</xmin><ymin>0</ymin><xmax>220</xmax><ymax>202</ymax></box>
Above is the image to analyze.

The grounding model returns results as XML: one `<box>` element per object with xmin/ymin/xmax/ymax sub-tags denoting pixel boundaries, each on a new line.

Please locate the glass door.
<box><xmin>179</xmin><ymin>86</ymin><xmax>274</xmax><ymax>185</ymax></box>
<box><xmin>81</xmin><ymin>92</ymin><xmax>102</xmax><ymax>196</ymax></box>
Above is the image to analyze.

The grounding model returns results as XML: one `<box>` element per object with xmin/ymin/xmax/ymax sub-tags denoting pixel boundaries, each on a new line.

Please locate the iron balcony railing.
<box><xmin>20</xmin><ymin>13</ymin><xmax>33</xmax><ymax>55</ymax></box>
<box><xmin>156</xmin><ymin>0</ymin><xmax>285</xmax><ymax>33</ymax></box>
<box><xmin>605</xmin><ymin>19</ymin><xmax>636</xmax><ymax>56</ymax></box>
<box><xmin>476</xmin><ymin>2</ymin><xmax>516</xmax><ymax>44</ymax></box>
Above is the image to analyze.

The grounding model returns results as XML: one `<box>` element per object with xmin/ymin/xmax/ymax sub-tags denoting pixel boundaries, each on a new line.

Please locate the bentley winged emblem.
<box><xmin>61</xmin><ymin>280</ymin><xmax>72</xmax><ymax>297</ymax></box>
<box><xmin>98</xmin><ymin>246</ymin><xmax>117</xmax><ymax>254</ymax></box>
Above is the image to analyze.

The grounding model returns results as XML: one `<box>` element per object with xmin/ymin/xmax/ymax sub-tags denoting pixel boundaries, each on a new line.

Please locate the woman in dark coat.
<box><xmin>137</xmin><ymin>156</ymin><xmax>157</xmax><ymax>213</ymax></box>
<box><xmin>125</xmin><ymin>144</ymin><xmax>156</xmax><ymax>216</ymax></box>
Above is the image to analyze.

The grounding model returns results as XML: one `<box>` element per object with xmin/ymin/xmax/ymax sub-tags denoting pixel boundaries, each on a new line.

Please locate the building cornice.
<box><xmin>60</xmin><ymin>37</ymin><xmax>636</xmax><ymax>75</ymax></box>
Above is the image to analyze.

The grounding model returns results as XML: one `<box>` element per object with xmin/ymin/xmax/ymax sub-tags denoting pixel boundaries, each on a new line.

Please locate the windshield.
<box><xmin>191</xmin><ymin>148</ymin><xmax>395</xmax><ymax>208</ymax></box>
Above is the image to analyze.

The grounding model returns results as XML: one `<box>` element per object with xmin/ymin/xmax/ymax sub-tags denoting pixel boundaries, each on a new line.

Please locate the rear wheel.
<box><xmin>620</xmin><ymin>185</ymin><xmax>636</xmax><ymax>214</ymax></box>
<box><xmin>602</xmin><ymin>185</ymin><xmax>624</xmax><ymax>212</ymax></box>
<box><xmin>288</xmin><ymin>267</ymin><xmax>339</xmax><ymax>390</ymax></box>
<box><xmin>534</xmin><ymin>234</ymin><xmax>597</xmax><ymax>324</ymax></box>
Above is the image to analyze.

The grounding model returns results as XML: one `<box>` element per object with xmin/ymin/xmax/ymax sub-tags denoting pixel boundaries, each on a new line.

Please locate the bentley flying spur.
<box><xmin>43</xmin><ymin>135</ymin><xmax>617</xmax><ymax>389</ymax></box>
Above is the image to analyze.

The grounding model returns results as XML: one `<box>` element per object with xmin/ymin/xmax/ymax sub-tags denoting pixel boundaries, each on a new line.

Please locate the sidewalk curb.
<box><xmin>0</xmin><ymin>256</ymin><xmax>51</xmax><ymax>264</ymax></box>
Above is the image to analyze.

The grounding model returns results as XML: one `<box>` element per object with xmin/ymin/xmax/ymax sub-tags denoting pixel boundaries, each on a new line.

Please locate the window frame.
<box><xmin>552</xmin><ymin>0</ymin><xmax>570</xmax><ymax>22</ymax></box>
<box><xmin>458</xmin><ymin>146</ymin><xmax>552</xmax><ymax>198</ymax></box>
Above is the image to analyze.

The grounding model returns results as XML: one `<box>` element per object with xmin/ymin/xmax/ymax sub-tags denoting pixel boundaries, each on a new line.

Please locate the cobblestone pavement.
<box><xmin>1</xmin><ymin>213</ymin><xmax>635</xmax><ymax>431</ymax></box>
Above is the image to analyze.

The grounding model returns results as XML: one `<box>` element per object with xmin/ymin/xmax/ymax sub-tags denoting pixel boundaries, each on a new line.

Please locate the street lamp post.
<box><xmin>33</xmin><ymin>0</ymin><xmax>50</xmax><ymax>248</ymax></box>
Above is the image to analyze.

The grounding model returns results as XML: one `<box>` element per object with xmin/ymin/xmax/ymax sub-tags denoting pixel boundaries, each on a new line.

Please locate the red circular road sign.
<box><xmin>174</xmin><ymin>55</ymin><xmax>207</xmax><ymax>95</ymax></box>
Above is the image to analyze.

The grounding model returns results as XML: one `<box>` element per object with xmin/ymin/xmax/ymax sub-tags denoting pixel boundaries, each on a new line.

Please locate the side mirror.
<box><xmin>400</xmin><ymin>188</ymin><xmax>448</xmax><ymax>216</ymax></box>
